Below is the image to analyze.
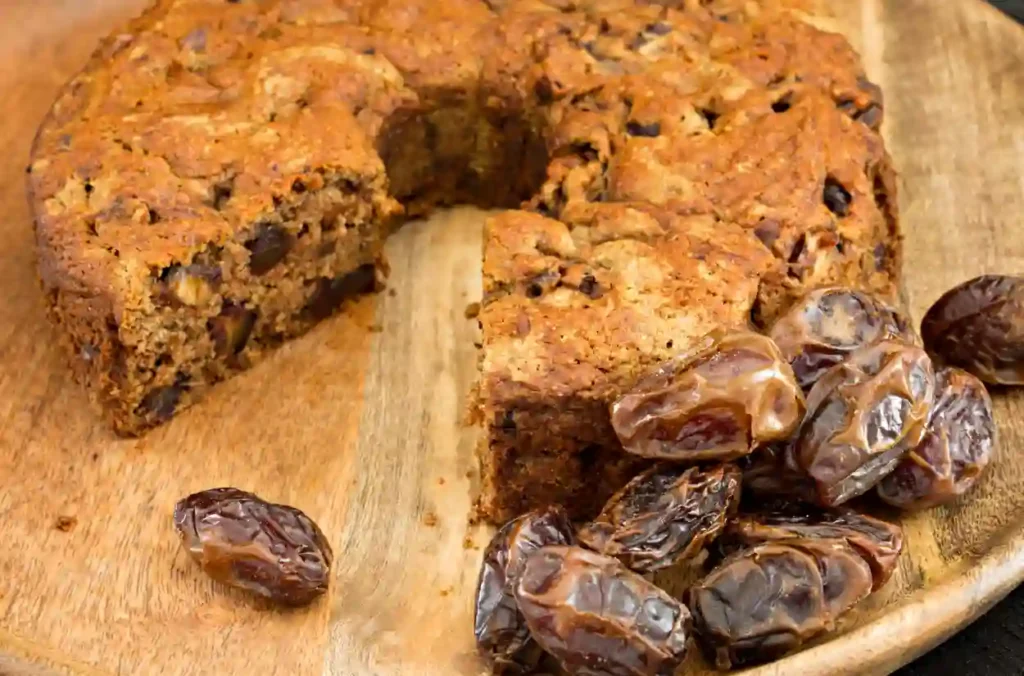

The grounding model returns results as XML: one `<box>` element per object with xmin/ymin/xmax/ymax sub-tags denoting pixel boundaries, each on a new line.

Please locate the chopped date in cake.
<box><xmin>795</xmin><ymin>340</ymin><xmax>935</xmax><ymax>506</ymax></box>
<box><xmin>173</xmin><ymin>488</ymin><xmax>332</xmax><ymax>606</ymax></box>
<box><xmin>610</xmin><ymin>331</ymin><xmax>805</xmax><ymax>462</ymax></box>
<box><xmin>769</xmin><ymin>287</ymin><xmax>916</xmax><ymax>392</ymax></box>
<box><xmin>578</xmin><ymin>463</ymin><xmax>741</xmax><ymax>573</ymax></box>
<box><xmin>138</xmin><ymin>383</ymin><xmax>185</xmax><ymax>424</ymax></box>
<box><xmin>823</xmin><ymin>176</ymin><xmax>853</xmax><ymax>216</ymax></box>
<box><xmin>514</xmin><ymin>546</ymin><xmax>691</xmax><ymax>676</ymax></box>
<box><xmin>246</xmin><ymin>223</ymin><xmax>293</xmax><ymax>276</ymax></box>
<box><xmin>878</xmin><ymin>367</ymin><xmax>996</xmax><ymax>510</ymax></box>
<box><xmin>626</xmin><ymin>120</ymin><xmax>661</xmax><ymax>137</ymax></box>
<box><xmin>209</xmin><ymin>305</ymin><xmax>257</xmax><ymax>357</ymax></box>
<box><xmin>920</xmin><ymin>274</ymin><xmax>1024</xmax><ymax>385</ymax></box>
<box><xmin>303</xmin><ymin>264</ymin><xmax>379</xmax><ymax>321</ymax></box>
<box><xmin>834</xmin><ymin>76</ymin><xmax>885</xmax><ymax>130</ymax></box>
<box><xmin>474</xmin><ymin>506</ymin><xmax>575</xmax><ymax>673</ymax></box>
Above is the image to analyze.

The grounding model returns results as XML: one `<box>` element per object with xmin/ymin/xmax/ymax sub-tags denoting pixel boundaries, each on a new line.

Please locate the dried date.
<box><xmin>788</xmin><ymin>538</ymin><xmax>873</xmax><ymax>620</ymax></box>
<box><xmin>474</xmin><ymin>506</ymin><xmax>575</xmax><ymax>673</ymax></box>
<box><xmin>920</xmin><ymin>274</ymin><xmax>1024</xmax><ymax>384</ymax></box>
<box><xmin>577</xmin><ymin>464</ymin><xmax>741</xmax><ymax>573</ymax></box>
<box><xmin>688</xmin><ymin>543</ymin><xmax>829</xmax><ymax>669</ymax></box>
<box><xmin>689</xmin><ymin>538</ymin><xmax>873</xmax><ymax>669</ymax></box>
<box><xmin>795</xmin><ymin>340</ymin><xmax>935</xmax><ymax>506</ymax></box>
<box><xmin>769</xmin><ymin>287</ymin><xmax>915</xmax><ymax>391</ymax></box>
<box><xmin>720</xmin><ymin>507</ymin><xmax>904</xmax><ymax>588</ymax></box>
<box><xmin>611</xmin><ymin>331</ymin><xmax>805</xmax><ymax>462</ymax></box>
<box><xmin>173</xmin><ymin>488</ymin><xmax>332</xmax><ymax>606</ymax></box>
<box><xmin>878</xmin><ymin>367</ymin><xmax>996</xmax><ymax>510</ymax></box>
<box><xmin>515</xmin><ymin>545</ymin><xmax>691</xmax><ymax>676</ymax></box>
<box><xmin>739</xmin><ymin>443</ymin><xmax>819</xmax><ymax>503</ymax></box>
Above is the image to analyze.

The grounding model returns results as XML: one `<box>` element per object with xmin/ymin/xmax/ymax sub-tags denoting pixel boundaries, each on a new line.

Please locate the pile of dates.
<box><xmin>475</xmin><ymin>276</ymin><xmax>1023</xmax><ymax>674</ymax></box>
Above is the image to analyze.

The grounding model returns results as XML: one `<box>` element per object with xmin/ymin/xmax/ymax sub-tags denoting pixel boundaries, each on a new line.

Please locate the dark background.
<box><xmin>898</xmin><ymin>2</ymin><xmax>1023</xmax><ymax>674</ymax></box>
<box><xmin>991</xmin><ymin>0</ymin><xmax>1024</xmax><ymax>22</ymax></box>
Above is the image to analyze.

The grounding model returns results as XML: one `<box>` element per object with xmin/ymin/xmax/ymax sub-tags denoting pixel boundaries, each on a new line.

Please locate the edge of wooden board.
<box><xmin>0</xmin><ymin>504</ymin><xmax>1021</xmax><ymax>676</ymax></box>
<box><xmin>759</xmin><ymin>520</ymin><xmax>1024</xmax><ymax>675</ymax></box>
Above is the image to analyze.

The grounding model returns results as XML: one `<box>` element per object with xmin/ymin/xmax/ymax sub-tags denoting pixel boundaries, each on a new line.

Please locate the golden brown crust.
<box><xmin>29</xmin><ymin>0</ymin><xmax>901</xmax><ymax>510</ymax></box>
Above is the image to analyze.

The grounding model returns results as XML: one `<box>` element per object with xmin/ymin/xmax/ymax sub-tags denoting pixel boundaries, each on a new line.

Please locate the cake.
<box><xmin>27</xmin><ymin>0</ymin><xmax>899</xmax><ymax>521</ymax></box>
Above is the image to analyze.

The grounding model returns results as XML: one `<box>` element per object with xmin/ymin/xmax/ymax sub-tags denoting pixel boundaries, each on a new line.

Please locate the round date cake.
<box><xmin>27</xmin><ymin>0</ymin><xmax>900</xmax><ymax>522</ymax></box>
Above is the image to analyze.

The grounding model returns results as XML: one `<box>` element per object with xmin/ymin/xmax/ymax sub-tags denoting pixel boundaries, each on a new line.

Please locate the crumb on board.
<box><xmin>368</xmin><ymin>323</ymin><xmax>383</xmax><ymax>333</ymax></box>
<box><xmin>464</xmin><ymin>302</ymin><xmax>480</xmax><ymax>319</ymax></box>
<box><xmin>464</xmin><ymin>469</ymin><xmax>474</xmax><ymax>479</ymax></box>
<box><xmin>387</xmin><ymin>288</ymin><xmax>397</xmax><ymax>297</ymax></box>
<box><xmin>438</xmin><ymin>477</ymin><xmax>446</xmax><ymax>485</ymax></box>
<box><xmin>423</xmin><ymin>511</ymin><xmax>439</xmax><ymax>527</ymax></box>
<box><xmin>463</xmin><ymin>535</ymin><xmax>477</xmax><ymax>550</ymax></box>
<box><xmin>439</xmin><ymin>586</ymin><xmax>454</xmax><ymax>597</ymax></box>
<box><xmin>468</xmin><ymin>504</ymin><xmax>482</xmax><ymax>526</ymax></box>
<box><xmin>55</xmin><ymin>515</ymin><xmax>77</xmax><ymax>532</ymax></box>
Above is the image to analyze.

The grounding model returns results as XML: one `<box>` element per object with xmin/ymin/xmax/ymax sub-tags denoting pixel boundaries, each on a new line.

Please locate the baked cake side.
<box><xmin>31</xmin><ymin>108</ymin><xmax>398</xmax><ymax>433</ymax></box>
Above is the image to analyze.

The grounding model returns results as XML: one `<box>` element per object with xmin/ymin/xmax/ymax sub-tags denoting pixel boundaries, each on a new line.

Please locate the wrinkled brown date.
<box><xmin>787</xmin><ymin>539</ymin><xmax>873</xmax><ymax>620</ymax></box>
<box><xmin>474</xmin><ymin>506</ymin><xmax>575</xmax><ymax>673</ymax></box>
<box><xmin>578</xmin><ymin>464</ymin><xmax>741</xmax><ymax>573</ymax></box>
<box><xmin>795</xmin><ymin>340</ymin><xmax>935</xmax><ymax>506</ymax></box>
<box><xmin>688</xmin><ymin>543</ymin><xmax>830</xmax><ymax>669</ymax></box>
<box><xmin>878</xmin><ymin>367</ymin><xmax>996</xmax><ymax>510</ymax></box>
<box><xmin>611</xmin><ymin>331</ymin><xmax>805</xmax><ymax>462</ymax></box>
<box><xmin>689</xmin><ymin>539</ymin><xmax>872</xmax><ymax>669</ymax></box>
<box><xmin>920</xmin><ymin>274</ymin><xmax>1024</xmax><ymax>385</ymax></box>
<box><xmin>739</xmin><ymin>443</ymin><xmax>819</xmax><ymax>503</ymax></box>
<box><xmin>173</xmin><ymin>488</ymin><xmax>332</xmax><ymax>606</ymax></box>
<box><xmin>769</xmin><ymin>287</ymin><xmax>915</xmax><ymax>391</ymax></box>
<box><xmin>720</xmin><ymin>507</ymin><xmax>904</xmax><ymax>588</ymax></box>
<box><xmin>515</xmin><ymin>545</ymin><xmax>692</xmax><ymax>676</ymax></box>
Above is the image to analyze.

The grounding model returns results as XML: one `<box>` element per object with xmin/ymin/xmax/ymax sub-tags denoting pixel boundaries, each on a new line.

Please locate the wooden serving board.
<box><xmin>1</xmin><ymin>1</ymin><xmax>1023</xmax><ymax>674</ymax></box>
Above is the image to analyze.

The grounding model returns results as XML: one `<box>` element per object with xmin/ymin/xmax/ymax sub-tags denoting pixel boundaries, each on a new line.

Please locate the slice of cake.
<box><xmin>474</xmin><ymin>205</ymin><xmax>774</xmax><ymax>521</ymax></box>
<box><xmin>31</xmin><ymin>93</ymin><xmax>398</xmax><ymax>434</ymax></box>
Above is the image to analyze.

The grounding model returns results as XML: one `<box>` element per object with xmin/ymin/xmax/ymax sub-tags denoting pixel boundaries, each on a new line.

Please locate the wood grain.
<box><xmin>0</xmin><ymin>1</ymin><xmax>1022</xmax><ymax>674</ymax></box>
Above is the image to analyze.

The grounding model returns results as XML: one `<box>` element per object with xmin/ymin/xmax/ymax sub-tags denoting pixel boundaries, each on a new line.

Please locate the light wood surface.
<box><xmin>0</xmin><ymin>1</ymin><xmax>1022</xmax><ymax>674</ymax></box>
